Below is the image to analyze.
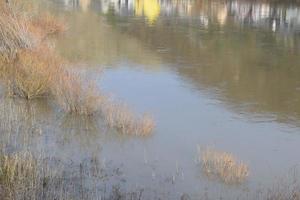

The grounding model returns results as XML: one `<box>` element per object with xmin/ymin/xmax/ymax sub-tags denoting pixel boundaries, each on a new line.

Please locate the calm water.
<box><xmin>2</xmin><ymin>0</ymin><xmax>300</xmax><ymax>199</ymax></box>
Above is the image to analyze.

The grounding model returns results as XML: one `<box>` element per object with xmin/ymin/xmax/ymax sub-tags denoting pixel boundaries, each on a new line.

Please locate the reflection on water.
<box><xmin>55</xmin><ymin>0</ymin><xmax>300</xmax><ymax>125</ymax></box>
<box><xmin>135</xmin><ymin>0</ymin><xmax>161</xmax><ymax>24</ymax></box>
<box><xmin>61</xmin><ymin>0</ymin><xmax>300</xmax><ymax>33</ymax></box>
<box><xmin>3</xmin><ymin>0</ymin><xmax>300</xmax><ymax>198</ymax></box>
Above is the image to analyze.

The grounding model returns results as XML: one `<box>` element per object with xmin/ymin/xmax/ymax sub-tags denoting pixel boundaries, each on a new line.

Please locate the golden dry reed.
<box><xmin>198</xmin><ymin>146</ymin><xmax>249</xmax><ymax>184</ymax></box>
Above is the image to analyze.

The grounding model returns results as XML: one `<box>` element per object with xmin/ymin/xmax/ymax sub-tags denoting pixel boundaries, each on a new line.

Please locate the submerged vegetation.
<box><xmin>198</xmin><ymin>146</ymin><xmax>249</xmax><ymax>184</ymax></box>
<box><xmin>0</xmin><ymin>150</ymin><xmax>146</xmax><ymax>200</ymax></box>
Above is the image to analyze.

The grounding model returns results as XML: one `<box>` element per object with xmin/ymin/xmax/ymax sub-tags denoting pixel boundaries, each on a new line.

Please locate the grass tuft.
<box><xmin>6</xmin><ymin>47</ymin><xmax>62</xmax><ymax>99</ymax></box>
<box><xmin>51</xmin><ymin>70</ymin><xmax>104</xmax><ymax>116</ymax></box>
<box><xmin>0</xmin><ymin>2</ymin><xmax>33</xmax><ymax>59</ymax></box>
<box><xmin>30</xmin><ymin>12</ymin><xmax>66</xmax><ymax>37</ymax></box>
<box><xmin>102</xmin><ymin>101</ymin><xmax>154</xmax><ymax>136</ymax></box>
<box><xmin>198</xmin><ymin>146</ymin><xmax>249</xmax><ymax>184</ymax></box>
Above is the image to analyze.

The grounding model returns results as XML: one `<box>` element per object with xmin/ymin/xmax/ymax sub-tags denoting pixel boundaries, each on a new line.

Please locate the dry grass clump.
<box><xmin>198</xmin><ymin>147</ymin><xmax>249</xmax><ymax>184</ymax></box>
<box><xmin>102</xmin><ymin>101</ymin><xmax>154</xmax><ymax>136</ymax></box>
<box><xmin>0</xmin><ymin>150</ymin><xmax>146</xmax><ymax>200</ymax></box>
<box><xmin>263</xmin><ymin>172</ymin><xmax>300</xmax><ymax>200</ymax></box>
<box><xmin>265</xmin><ymin>187</ymin><xmax>300</xmax><ymax>200</ymax></box>
<box><xmin>0</xmin><ymin>0</ymin><xmax>66</xmax><ymax>60</ymax></box>
<box><xmin>52</xmin><ymin>73</ymin><xmax>155</xmax><ymax>133</ymax></box>
<box><xmin>0</xmin><ymin>152</ymin><xmax>38</xmax><ymax>200</ymax></box>
<box><xmin>0</xmin><ymin>151</ymin><xmax>72</xmax><ymax>200</ymax></box>
<box><xmin>0</xmin><ymin>3</ymin><xmax>33</xmax><ymax>59</ymax></box>
<box><xmin>7</xmin><ymin>47</ymin><xmax>63</xmax><ymax>99</ymax></box>
<box><xmin>51</xmin><ymin>70</ymin><xmax>104</xmax><ymax>115</ymax></box>
<box><xmin>0</xmin><ymin>1</ymin><xmax>67</xmax><ymax>100</ymax></box>
<box><xmin>30</xmin><ymin>12</ymin><xmax>66</xmax><ymax>38</ymax></box>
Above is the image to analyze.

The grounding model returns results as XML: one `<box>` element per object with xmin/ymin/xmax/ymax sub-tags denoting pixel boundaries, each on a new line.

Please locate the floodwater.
<box><xmin>2</xmin><ymin>0</ymin><xmax>300</xmax><ymax>199</ymax></box>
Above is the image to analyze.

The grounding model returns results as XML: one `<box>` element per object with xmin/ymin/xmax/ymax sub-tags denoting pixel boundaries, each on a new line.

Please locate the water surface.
<box><xmin>2</xmin><ymin>0</ymin><xmax>300</xmax><ymax>199</ymax></box>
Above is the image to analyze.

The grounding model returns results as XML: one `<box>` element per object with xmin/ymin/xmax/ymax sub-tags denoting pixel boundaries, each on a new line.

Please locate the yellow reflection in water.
<box><xmin>135</xmin><ymin>0</ymin><xmax>160</xmax><ymax>25</ymax></box>
<box><xmin>79</xmin><ymin>0</ymin><xmax>91</xmax><ymax>12</ymax></box>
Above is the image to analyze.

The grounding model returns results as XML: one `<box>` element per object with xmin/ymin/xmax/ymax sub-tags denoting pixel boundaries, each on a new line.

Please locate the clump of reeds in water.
<box><xmin>101</xmin><ymin>100</ymin><xmax>154</xmax><ymax>136</ymax></box>
<box><xmin>0</xmin><ymin>151</ymin><xmax>83</xmax><ymax>200</ymax></box>
<box><xmin>0</xmin><ymin>152</ymin><xmax>37</xmax><ymax>200</ymax></box>
<box><xmin>0</xmin><ymin>150</ymin><xmax>146</xmax><ymax>200</ymax></box>
<box><xmin>198</xmin><ymin>146</ymin><xmax>249</xmax><ymax>184</ymax></box>
<box><xmin>51</xmin><ymin>70</ymin><xmax>104</xmax><ymax>116</ymax></box>
<box><xmin>0</xmin><ymin>152</ymin><xmax>60</xmax><ymax>200</ymax></box>
<box><xmin>7</xmin><ymin>47</ymin><xmax>63</xmax><ymax>99</ymax></box>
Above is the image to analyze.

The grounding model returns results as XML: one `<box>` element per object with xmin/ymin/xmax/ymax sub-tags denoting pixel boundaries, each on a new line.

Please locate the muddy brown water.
<box><xmin>1</xmin><ymin>0</ymin><xmax>300</xmax><ymax>199</ymax></box>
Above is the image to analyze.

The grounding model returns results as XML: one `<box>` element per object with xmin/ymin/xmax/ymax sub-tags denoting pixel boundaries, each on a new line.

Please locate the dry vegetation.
<box><xmin>51</xmin><ymin>71</ymin><xmax>104</xmax><ymax>115</ymax></box>
<box><xmin>0</xmin><ymin>3</ymin><xmax>33</xmax><ymax>59</ymax></box>
<box><xmin>0</xmin><ymin>1</ymin><xmax>155</xmax><ymax>197</ymax></box>
<box><xmin>7</xmin><ymin>47</ymin><xmax>62</xmax><ymax>99</ymax></box>
<box><xmin>31</xmin><ymin>12</ymin><xmax>66</xmax><ymax>37</ymax></box>
<box><xmin>264</xmin><ymin>185</ymin><xmax>300</xmax><ymax>200</ymax></box>
<box><xmin>0</xmin><ymin>150</ymin><xmax>145</xmax><ymax>200</ymax></box>
<box><xmin>198</xmin><ymin>146</ymin><xmax>249</xmax><ymax>184</ymax></box>
<box><xmin>0</xmin><ymin>0</ymin><xmax>154</xmax><ymax>135</ymax></box>
<box><xmin>101</xmin><ymin>101</ymin><xmax>154</xmax><ymax>136</ymax></box>
<box><xmin>0</xmin><ymin>152</ymin><xmax>39</xmax><ymax>200</ymax></box>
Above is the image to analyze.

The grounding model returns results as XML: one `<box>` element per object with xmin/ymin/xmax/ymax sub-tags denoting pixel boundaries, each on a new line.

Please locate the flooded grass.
<box><xmin>101</xmin><ymin>101</ymin><xmax>154</xmax><ymax>136</ymax></box>
<box><xmin>51</xmin><ymin>70</ymin><xmax>104</xmax><ymax>115</ymax></box>
<box><xmin>198</xmin><ymin>146</ymin><xmax>249</xmax><ymax>184</ymax></box>
<box><xmin>3</xmin><ymin>0</ymin><xmax>300</xmax><ymax>198</ymax></box>
<box><xmin>264</xmin><ymin>185</ymin><xmax>300</xmax><ymax>200</ymax></box>
<box><xmin>0</xmin><ymin>151</ymin><xmax>122</xmax><ymax>200</ymax></box>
